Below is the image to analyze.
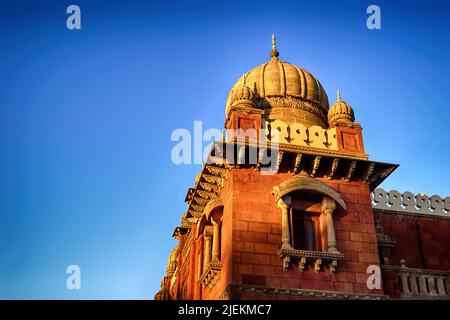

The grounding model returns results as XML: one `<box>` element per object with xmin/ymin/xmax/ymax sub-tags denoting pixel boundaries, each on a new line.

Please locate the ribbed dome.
<box><xmin>328</xmin><ymin>90</ymin><xmax>355</xmax><ymax>127</ymax></box>
<box><xmin>226</xmin><ymin>61</ymin><xmax>329</xmax><ymax>111</ymax></box>
<box><xmin>232</xmin><ymin>85</ymin><xmax>257</xmax><ymax>104</ymax></box>
<box><xmin>225</xmin><ymin>38</ymin><xmax>329</xmax><ymax>127</ymax></box>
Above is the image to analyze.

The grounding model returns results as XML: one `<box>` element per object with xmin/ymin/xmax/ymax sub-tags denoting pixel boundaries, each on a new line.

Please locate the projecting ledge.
<box><xmin>199</xmin><ymin>261</ymin><xmax>222</xmax><ymax>292</ymax></box>
<box><xmin>278</xmin><ymin>248</ymin><xmax>344</xmax><ymax>274</ymax></box>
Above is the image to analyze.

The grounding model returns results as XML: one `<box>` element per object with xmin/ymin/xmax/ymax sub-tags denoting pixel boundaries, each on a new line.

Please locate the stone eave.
<box><xmin>208</xmin><ymin>140</ymin><xmax>398</xmax><ymax>191</ymax></box>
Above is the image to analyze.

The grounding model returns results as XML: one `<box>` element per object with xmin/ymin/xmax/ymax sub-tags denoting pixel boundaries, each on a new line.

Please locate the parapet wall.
<box><xmin>372</xmin><ymin>188</ymin><xmax>450</xmax><ymax>217</ymax></box>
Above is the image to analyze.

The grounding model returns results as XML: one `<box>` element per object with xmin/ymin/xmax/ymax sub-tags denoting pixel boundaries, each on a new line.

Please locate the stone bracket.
<box><xmin>278</xmin><ymin>248</ymin><xmax>344</xmax><ymax>274</ymax></box>
<box><xmin>199</xmin><ymin>262</ymin><xmax>222</xmax><ymax>292</ymax></box>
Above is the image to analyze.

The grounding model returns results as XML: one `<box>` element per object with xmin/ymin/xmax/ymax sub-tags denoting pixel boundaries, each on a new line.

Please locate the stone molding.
<box><xmin>218</xmin><ymin>284</ymin><xmax>387</xmax><ymax>300</ymax></box>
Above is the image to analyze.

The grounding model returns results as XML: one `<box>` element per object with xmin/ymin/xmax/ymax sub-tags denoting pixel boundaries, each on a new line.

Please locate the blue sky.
<box><xmin>0</xmin><ymin>0</ymin><xmax>449</xmax><ymax>299</ymax></box>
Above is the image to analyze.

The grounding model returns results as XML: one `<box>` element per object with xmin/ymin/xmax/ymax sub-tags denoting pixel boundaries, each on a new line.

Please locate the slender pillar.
<box><xmin>321</xmin><ymin>197</ymin><xmax>338</xmax><ymax>253</ymax></box>
<box><xmin>211</xmin><ymin>217</ymin><xmax>221</xmax><ymax>263</ymax></box>
<box><xmin>277</xmin><ymin>196</ymin><xmax>292</xmax><ymax>250</ymax></box>
<box><xmin>203</xmin><ymin>227</ymin><xmax>212</xmax><ymax>268</ymax></box>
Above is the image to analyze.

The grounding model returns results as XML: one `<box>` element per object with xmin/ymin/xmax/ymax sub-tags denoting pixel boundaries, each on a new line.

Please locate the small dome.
<box><xmin>328</xmin><ymin>90</ymin><xmax>355</xmax><ymax>127</ymax></box>
<box><xmin>229</xmin><ymin>83</ymin><xmax>257</xmax><ymax>108</ymax></box>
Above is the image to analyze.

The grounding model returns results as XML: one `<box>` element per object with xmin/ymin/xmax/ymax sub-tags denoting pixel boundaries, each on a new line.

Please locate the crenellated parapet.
<box><xmin>372</xmin><ymin>188</ymin><xmax>450</xmax><ymax>216</ymax></box>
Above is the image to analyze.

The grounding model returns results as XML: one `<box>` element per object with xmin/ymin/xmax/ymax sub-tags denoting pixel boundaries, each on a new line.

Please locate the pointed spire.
<box><xmin>337</xmin><ymin>89</ymin><xmax>341</xmax><ymax>101</ymax></box>
<box><xmin>242</xmin><ymin>73</ymin><xmax>247</xmax><ymax>87</ymax></box>
<box><xmin>270</xmin><ymin>34</ymin><xmax>279</xmax><ymax>59</ymax></box>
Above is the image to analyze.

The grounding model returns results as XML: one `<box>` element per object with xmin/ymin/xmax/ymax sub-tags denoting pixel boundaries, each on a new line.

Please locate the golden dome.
<box><xmin>230</xmin><ymin>82</ymin><xmax>257</xmax><ymax>107</ymax></box>
<box><xmin>225</xmin><ymin>36</ymin><xmax>330</xmax><ymax>127</ymax></box>
<box><xmin>328</xmin><ymin>90</ymin><xmax>355</xmax><ymax>127</ymax></box>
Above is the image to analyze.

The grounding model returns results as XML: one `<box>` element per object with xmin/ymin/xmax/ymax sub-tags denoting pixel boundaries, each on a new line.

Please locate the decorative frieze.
<box><xmin>372</xmin><ymin>188</ymin><xmax>450</xmax><ymax>217</ymax></box>
<box><xmin>265</xmin><ymin>120</ymin><xmax>338</xmax><ymax>150</ymax></box>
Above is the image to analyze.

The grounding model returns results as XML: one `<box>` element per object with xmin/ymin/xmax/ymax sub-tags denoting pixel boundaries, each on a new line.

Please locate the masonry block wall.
<box><xmin>375</xmin><ymin>212</ymin><xmax>450</xmax><ymax>298</ymax></box>
<box><xmin>228</xmin><ymin>168</ymin><xmax>382</xmax><ymax>299</ymax></box>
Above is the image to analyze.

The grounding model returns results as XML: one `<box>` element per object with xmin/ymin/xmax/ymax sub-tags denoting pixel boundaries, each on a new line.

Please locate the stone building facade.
<box><xmin>155</xmin><ymin>37</ymin><xmax>450</xmax><ymax>300</ymax></box>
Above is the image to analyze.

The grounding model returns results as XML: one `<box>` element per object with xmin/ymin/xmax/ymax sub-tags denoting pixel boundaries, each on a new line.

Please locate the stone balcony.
<box><xmin>278</xmin><ymin>248</ymin><xmax>344</xmax><ymax>274</ymax></box>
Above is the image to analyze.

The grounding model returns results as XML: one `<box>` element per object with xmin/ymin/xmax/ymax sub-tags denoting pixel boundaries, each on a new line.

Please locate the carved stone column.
<box><xmin>277</xmin><ymin>196</ymin><xmax>292</xmax><ymax>250</ymax></box>
<box><xmin>321</xmin><ymin>196</ymin><xmax>338</xmax><ymax>253</ymax></box>
<box><xmin>203</xmin><ymin>226</ymin><xmax>213</xmax><ymax>268</ymax></box>
<box><xmin>211</xmin><ymin>218</ymin><xmax>221</xmax><ymax>263</ymax></box>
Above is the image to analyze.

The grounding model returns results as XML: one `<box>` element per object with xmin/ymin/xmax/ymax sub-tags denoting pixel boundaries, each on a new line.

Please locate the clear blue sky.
<box><xmin>0</xmin><ymin>0</ymin><xmax>449</xmax><ymax>299</ymax></box>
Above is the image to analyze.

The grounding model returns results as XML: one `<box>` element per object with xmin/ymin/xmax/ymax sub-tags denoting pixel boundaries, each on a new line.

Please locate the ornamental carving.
<box><xmin>372</xmin><ymin>188</ymin><xmax>450</xmax><ymax>216</ymax></box>
<box><xmin>273</xmin><ymin>175</ymin><xmax>347</xmax><ymax>210</ymax></box>
<box><xmin>265</xmin><ymin>119</ymin><xmax>338</xmax><ymax>150</ymax></box>
<box><xmin>278</xmin><ymin>248</ymin><xmax>344</xmax><ymax>274</ymax></box>
<box><xmin>199</xmin><ymin>262</ymin><xmax>222</xmax><ymax>292</ymax></box>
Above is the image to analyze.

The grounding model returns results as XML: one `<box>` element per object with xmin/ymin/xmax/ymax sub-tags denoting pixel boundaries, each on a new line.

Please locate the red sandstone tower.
<box><xmin>155</xmin><ymin>36</ymin><xmax>450</xmax><ymax>300</ymax></box>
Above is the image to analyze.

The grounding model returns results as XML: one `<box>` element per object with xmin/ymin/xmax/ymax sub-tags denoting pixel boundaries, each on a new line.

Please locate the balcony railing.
<box><xmin>382</xmin><ymin>260</ymin><xmax>450</xmax><ymax>299</ymax></box>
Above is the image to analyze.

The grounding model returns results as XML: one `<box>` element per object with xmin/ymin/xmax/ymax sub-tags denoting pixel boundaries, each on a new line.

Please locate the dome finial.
<box><xmin>270</xmin><ymin>34</ymin><xmax>279</xmax><ymax>59</ymax></box>
<box><xmin>337</xmin><ymin>89</ymin><xmax>341</xmax><ymax>101</ymax></box>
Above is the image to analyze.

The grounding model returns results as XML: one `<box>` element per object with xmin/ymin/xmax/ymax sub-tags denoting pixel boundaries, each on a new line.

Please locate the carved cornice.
<box><xmin>175</xmin><ymin>162</ymin><xmax>230</xmax><ymax>235</ymax></box>
<box><xmin>220</xmin><ymin>284</ymin><xmax>388</xmax><ymax>300</ymax></box>
<box><xmin>208</xmin><ymin>141</ymin><xmax>397</xmax><ymax>191</ymax></box>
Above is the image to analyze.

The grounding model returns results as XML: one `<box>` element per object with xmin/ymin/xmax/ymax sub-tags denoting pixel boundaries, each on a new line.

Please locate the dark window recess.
<box><xmin>291</xmin><ymin>209</ymin><xmax>321</xmax><ymax>251</ymax></box>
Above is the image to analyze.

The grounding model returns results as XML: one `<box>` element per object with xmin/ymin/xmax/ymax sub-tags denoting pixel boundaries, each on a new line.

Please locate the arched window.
<box><xmin>196</xmin><ymin>199</ymin><xmax>224</xmax><ymax>290</ymax></box>
<box><xmin>273</xmin><ymin>175</ymin><xmax>346</xmax><ymax>273</ymax></box>
<box><xmin>290</xmin><ymin>191</ymin><xmax>324</xmax><ymax>252</ymax></box>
